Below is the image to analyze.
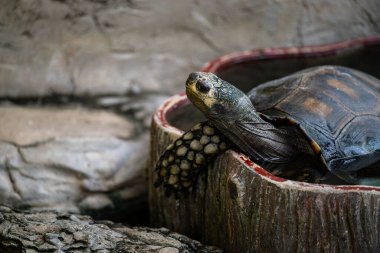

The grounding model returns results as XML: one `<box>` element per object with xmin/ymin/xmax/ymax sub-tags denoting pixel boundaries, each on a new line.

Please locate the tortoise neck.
<box><xmin>206</xmin><ymin>94</ymin><xmax>299</xmax><ymax>164</ymax></box>
<box><xmin>229</xmin><ymin>95</ymin><xmax>262</xmax><ymax>122</ymax></box>
<box><xmin>215</xmin><ymin>107</ymin><xmax>303</xmax><ymax>165</ymax></box>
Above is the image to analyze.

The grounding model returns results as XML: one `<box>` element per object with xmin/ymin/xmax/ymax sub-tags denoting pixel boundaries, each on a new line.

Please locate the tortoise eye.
<box><xmin>196</xmin><ymin>81</ymin><xmax>211</xmax><ymax>93</ymax></box>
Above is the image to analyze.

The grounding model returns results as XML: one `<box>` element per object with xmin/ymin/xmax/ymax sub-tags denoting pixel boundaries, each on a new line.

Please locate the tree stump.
<box><xmin>148</xmin><ymin>38</ymin><xmax>380</xmax><ymax>253</ymax></box>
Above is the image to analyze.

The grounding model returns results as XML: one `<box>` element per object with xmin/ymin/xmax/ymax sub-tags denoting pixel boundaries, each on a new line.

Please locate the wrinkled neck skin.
<box><xmin>207</xmin><ymin>95</ymin><xmax>302</xmax><ymax>165</ymax></box>
<box><xmin>207</xmin><ymin>94</ymin><xmax>262</xmax><ymax>132</ymax></box>
<box><xmin>209</xmin><ymin>95</ymin><xmax>261</xmax><ymax>126</ymax></box>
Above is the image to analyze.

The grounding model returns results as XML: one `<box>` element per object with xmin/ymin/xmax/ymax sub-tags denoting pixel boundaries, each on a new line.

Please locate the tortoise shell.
<box><xmin>248</xmin><ymin>66</ymin><xmax>380</xmax><ymax>174</ymax></box>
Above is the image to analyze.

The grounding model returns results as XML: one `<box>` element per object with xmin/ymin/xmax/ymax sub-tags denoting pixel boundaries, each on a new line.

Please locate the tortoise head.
<box><xmin>186</xmin><ymin>72</ymin><xmax>255</xmax><ymax>122</ymax></box>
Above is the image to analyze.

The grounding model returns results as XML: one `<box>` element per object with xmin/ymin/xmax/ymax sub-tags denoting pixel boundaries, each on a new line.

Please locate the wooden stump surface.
<box><xmin>148</xmin><ymin>95</ymin><xmax>380</xmax><ymax>253</ymax></box>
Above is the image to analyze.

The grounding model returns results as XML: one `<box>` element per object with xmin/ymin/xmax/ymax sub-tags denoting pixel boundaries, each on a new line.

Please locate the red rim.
<box><xmin>155</xmin><ymin>37</ymin><xmax>380</xmax><ymax>192</ymax></box>
<box><xmin>202</xmin><ymin>36</ymin><xmax>380</xmax><ymax>73</ymax></box>
<box><xmin>154</xmin><ymin>93</ymin><xmax>188</xmax><ymax>133</ymax></box>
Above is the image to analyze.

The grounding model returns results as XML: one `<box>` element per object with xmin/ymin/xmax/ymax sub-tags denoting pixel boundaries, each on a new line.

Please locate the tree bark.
<box><xmin>0</xmin><ymin>205</ymin><xmax>221</xmax><ymax>253</ymax></box>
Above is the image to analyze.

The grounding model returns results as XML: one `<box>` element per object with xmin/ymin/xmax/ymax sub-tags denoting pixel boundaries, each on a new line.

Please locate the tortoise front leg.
<box><xmin>154</xmin><ymin>121</ymin><xmax>230</xmax><ymax>197</ymax></box>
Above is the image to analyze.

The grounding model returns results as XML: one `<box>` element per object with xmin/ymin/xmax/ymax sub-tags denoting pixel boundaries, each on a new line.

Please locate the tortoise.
<box><xmin>154</xmin><ymin>65</ymin><xmax>380</xmax><ymax>196</ymax></box>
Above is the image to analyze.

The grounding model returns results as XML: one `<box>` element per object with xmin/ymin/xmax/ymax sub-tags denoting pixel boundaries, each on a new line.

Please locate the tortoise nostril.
<box><xmin>189</xmin><ymin>72</ymin><xmax>199</xmax><ymax>80</ymax></box>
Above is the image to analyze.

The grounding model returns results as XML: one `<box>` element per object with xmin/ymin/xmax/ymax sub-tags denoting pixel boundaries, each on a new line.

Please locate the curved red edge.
<box><xmin>155</xmin><ymin>92</ymin><xmax>188</xmax><ymax>133</ymax></box>
<box><xmin>239</xmin><ymin>155</ymin><xmax>287</xmax><ymax>183</ymax></box>
<box><xmin>239</xmin><ymin>153</ymin><xmax>380</xmax><ymax>192</ymax></box>
<box><xmin>155</xmin><ymin>36</ymin><xmax>380</xmax><ymax>192</ymax></box>
<box><xmin>201</xmin><ymin>36</ymin><xmax>380</xmax><ymax>73</ymax></box>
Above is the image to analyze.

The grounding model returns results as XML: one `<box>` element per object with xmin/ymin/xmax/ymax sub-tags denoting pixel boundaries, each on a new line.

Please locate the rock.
<box><xmin>72</xmin><ymin>52</ymin><xmax>190</xmax><ymax>96</ymax></box>
<box><xmin>117</xmin><ymin>94</ymin><xmax>168</xmax><ymax>128</ymax></box>
<box><xmin>0</xmin><ymin>205</ymin><xmax>222</xmax><ymax>253</ymax></box>
<box><xmin>0</xmin><ymin>0</ymin><xmax>379</xmax><ymax>97</ymax></box>
<box><xmin>0</xmin><ymin>105</ymin><xmax>148</xmax><ymax>223</ymax></box>
<box><xmin>0</xmin><ymin>106</ymin><xmax>133</xmax><ymax>145</ymax></box>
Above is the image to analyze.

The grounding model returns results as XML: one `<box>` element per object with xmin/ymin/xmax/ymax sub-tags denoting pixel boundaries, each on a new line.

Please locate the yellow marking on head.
<box><xmin>303</xmin><ymin>97</ymin><xmax>332</xmax><ymax>118</ymax></box>
<box><xmin>309</xmin><ymin>140</ymin><xmax>321</xmax><ymax>154</ymax></box>
<box><xmin>186</xmin><ymin>83</ymin><xmax>218</xmax><ymax>111</ymax></box>
<box><xmin>203</xmin><ymin>96</ymin><xmax>218</xmax><ymax>107</ymax></box>
<box><xmin>327</xmin><ymin>78</ymin><xmax>357</xmax><ymax>99</ymax></box>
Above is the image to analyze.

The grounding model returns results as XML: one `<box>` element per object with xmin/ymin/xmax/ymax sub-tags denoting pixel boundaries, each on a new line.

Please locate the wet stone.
<box><xmin>175</xmin><ymin>140</ymin><xmax>183</xmax><ymax>146</ymax></box>
<box><xmin>168</xmin><ymin>155</ymin><xmax>175</xmax><ymax>162</ymax></box>
<box><xmin>162</xmin><ymin>159</ymin><xmax>168</xmax><ymax>167</ymax></box>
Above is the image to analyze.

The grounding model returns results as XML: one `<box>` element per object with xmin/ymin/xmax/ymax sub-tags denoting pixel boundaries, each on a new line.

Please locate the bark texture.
<box><xmin>0</xmin><ymin>205</ymin><xmax>221</xmax><ymax>253</ymax></box>
<box><xmin>149</xmin><ymin>99</ymin><xmax>380</xmax><ymax>253</ymax></box>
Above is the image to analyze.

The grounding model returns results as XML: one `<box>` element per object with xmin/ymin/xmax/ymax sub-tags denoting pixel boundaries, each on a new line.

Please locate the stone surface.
<box><xmin>0</xmin><ymin>205</ymin><xmax>222</xmax><ymax>253</ymax></box>
<box><xmin>0</xmin><ymin>105</ymin><xmax>148</xmax><ymax>223</ymax></box>
<box><xmin>0</xmin><ymin>0</ymin><xmax>379</xmax><ymax>97</ymax></box>
<box><xmin>0</xmin><ymin>106</ymin><xmax>133</xmax><ymax>145</ymax></box>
